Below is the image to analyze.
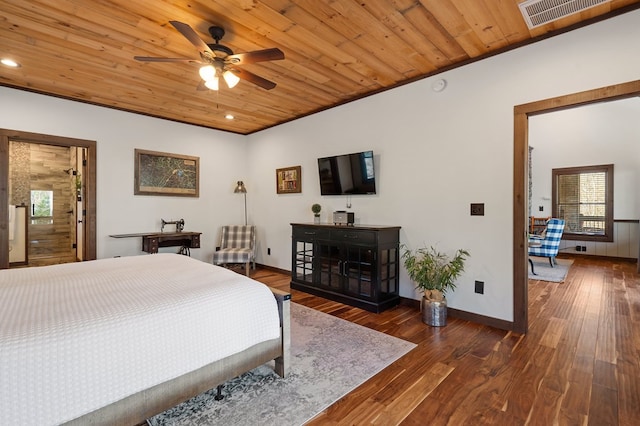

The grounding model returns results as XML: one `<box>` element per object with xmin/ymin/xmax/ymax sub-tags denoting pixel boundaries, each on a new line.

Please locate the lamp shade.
<box><xmin>204</xmin><ymin>77</ymin><xmax>219</xmax><ymax>91</ymax></box>
<box><xmin>199</xmin><ymin>65</ymin><xmax>216</xmax><ymax>81</ymax></box>
<box><xmin>234</xmin><ymin>181</ymin><xmax>247</xmax><ymax>193</ymax></box>
<box><xmin>223</xmin><ymin>70</ymin><xmax>240</xmax><ymax>89</ymax></box>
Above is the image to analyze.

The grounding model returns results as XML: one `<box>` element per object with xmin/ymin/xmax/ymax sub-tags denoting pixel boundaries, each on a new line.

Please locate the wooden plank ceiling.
<box><xmin>1</xmin><ymin>0</ymin><xmax>639</xmax><ymax>135</ymax></box>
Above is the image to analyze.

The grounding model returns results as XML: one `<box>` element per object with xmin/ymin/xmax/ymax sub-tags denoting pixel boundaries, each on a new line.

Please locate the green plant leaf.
<box><xmin>401</xmin><ymin>244</ymin><xmax>469</xmax><ymax>296</ymax></box>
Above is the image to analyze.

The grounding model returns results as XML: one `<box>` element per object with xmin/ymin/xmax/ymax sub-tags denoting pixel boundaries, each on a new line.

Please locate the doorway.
<box><xmin>512</xmin><ymin>79</ymin><xmax>640</xmax><ymax>334</ymax></box>
<box><xmin>9</xmin><ymin>142</ymin><xmax>87</xmax><ymax>266</ymax></box>
<box><xmin>1</xmin><ymin>129</ymin><xmax>96</xmax><ymax>269</ymax></box>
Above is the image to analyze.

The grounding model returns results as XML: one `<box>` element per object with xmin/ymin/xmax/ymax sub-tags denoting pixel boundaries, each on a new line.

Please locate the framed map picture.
<box><xmin>276</xmin><ymin>165</ymin><xmax>301</xmax><ymax>194</ymax></box>
<box><xmin>134</xmin><ymin>149</ymin><xmax>199</xmax><ymax>197</ymax></box>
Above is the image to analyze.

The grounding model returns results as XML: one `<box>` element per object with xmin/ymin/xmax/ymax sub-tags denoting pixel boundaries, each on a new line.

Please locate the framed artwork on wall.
<box><xmin>276</xmin><ymin>165</ymin><xmax>302</xmax><ymax>194</ymax></box>
<box><xmin>134</xmin><ymin>149</ymin><xmax>199</xmax><ymax>197</ymax></box>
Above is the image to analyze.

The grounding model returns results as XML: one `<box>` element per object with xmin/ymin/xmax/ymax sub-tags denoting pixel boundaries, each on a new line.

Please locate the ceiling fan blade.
<box><xmin>134</xmin><ymin>56</ymin><xmax>199</xmax><ymax>63</ymax></box>
<box><xmin>169</xmin><ymin>20</ymin><xmax>214</xmax><ymax>56</ymax></box>
<box><xmin>226</xmin><ymin>48</ymin><xmax>284</xmax><ymax>65</ymax></box>
<box><xmin>232</xmin><ymin>68</ymin><xmax>277</xmax><ymax>90</ymax></box>
<box><xmin>196</xmin><ymin>80</ymin><xmax>208</xmax><ymax>91</ymax></box>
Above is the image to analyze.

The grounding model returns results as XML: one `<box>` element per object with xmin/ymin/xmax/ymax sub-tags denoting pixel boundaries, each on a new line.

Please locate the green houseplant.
<box><xmin>402</xmin><ymin>245</ymin><xmax>469</xmax><ymax>326</ymax></box>
<box><xmin>311</xmin><ymin>203</ymin><xmax>321</xmax><ymax>223</ymax></box>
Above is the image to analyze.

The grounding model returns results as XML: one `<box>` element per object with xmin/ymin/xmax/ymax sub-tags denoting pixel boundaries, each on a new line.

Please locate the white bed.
<box><xmin>0</xmin><ymin>254</ymin><xmax>290</xmax><ymax>425</ymax></box>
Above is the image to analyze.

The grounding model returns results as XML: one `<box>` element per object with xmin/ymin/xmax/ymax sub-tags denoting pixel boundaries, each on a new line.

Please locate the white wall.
<box><xmin>530</xmin><ymin>98</ymin><xmax>640</xmax><ymax>258</ymax></box>
<box><xmin>530</xmin><ymin>98</ymin><xmax>640</xmax><ymax>218</ymax></box>
<box><xmin>247</xmin><ymin>10</ymin><xmax>640</xmax><ymax>322</ymax></box>
<box><xmin>0</xmin><ymin>88</ymin><xmax>249</xmax><ymax>263</ymax></box>
<box><xmin>1</xmin><ymin>10</ymin><xmax>639</xmax><ymax>324</ymax></box>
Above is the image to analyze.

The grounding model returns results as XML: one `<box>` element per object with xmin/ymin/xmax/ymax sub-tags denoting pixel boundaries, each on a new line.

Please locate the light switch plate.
<box><xmin>470</xmin><ymin>203</ymin><xmax>484</xmax><ymax>216</ymax></box>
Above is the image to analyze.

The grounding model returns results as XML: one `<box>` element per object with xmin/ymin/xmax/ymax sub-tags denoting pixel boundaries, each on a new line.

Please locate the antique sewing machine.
<box><xmin>110</xmin><ymin>218</ymin><xmax>200</xmax><ymax>255</ymax></box>
<box><xmin>161</xmin><ymin>218</ymin><xmax>185</xmax><ymax>233</ymax></box>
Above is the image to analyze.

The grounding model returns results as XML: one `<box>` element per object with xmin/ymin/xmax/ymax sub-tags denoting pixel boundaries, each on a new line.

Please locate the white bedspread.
<box><xmin>0</xmin><ymin>254</ymin><xmax>281</xmax><ymax>425</ymax></box>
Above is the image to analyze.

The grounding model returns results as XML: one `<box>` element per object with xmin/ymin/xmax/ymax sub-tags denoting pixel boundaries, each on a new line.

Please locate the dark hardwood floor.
<box><xmin>252</xmin><ymin>255</ymin><xmax>640</xmax><ymax>425</ymax></box>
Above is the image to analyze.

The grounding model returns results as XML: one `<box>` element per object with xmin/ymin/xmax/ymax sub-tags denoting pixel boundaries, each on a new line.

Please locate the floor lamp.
<box><xmin>234</xmin><ymin>180</ymin><xmax>247</xmax><ymax>225</ymax></box>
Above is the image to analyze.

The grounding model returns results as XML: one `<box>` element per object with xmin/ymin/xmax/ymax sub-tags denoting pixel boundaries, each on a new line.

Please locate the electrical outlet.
<box><xmin>581</xmin><ymin>246</ymin><xmax>587</xmax><ymax>252</ymax></box>
<box><xmin>470</xmin><ymin>203</ymin><xmax>484</xmax><ymax>216</ymax></box>
<box><xmin>267</xmin><ymin>248</ymin><xmax>271</xmax><ymax>255</ymax></box>
<box><xmin>576</xmin><ymin>246</ymin><xmax>582</xmax><ymax>252</ymax></box>
<box><xmin>538</xmin><ymin>206</ymin><xmax>544</xmax><ymax>211</ymax></box>
<box><xmin>474</xmin><ymin>280</ymin><xmax>484</xmax><ymax>294</ymax></box>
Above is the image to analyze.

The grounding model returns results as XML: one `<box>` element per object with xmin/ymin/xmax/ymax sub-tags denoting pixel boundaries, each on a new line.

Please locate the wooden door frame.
<box><xmin>512</xmin><ymin>80</ymin><xmax>640</xmax><ymax>333</ymax></box>
<box><xmin>0</xmin><ymin>129</ymin><xmax>96</xmax><ymax>268</ymax></box>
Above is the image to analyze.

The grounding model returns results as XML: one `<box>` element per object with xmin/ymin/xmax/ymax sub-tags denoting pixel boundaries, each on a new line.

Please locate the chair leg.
<box><xmin>245</xmin><ymin>262</ymin><xmax>250</xmax><ymax>276</ymax></box>
<box><xmin>549</xmin><ymin>257</ymin><xmax>555</xmax><ymax>268</ymax></box>
<box><xmin>529</xmin><ymin>258</ymin><xmax>536</xmax><ymax>275</ymax></box>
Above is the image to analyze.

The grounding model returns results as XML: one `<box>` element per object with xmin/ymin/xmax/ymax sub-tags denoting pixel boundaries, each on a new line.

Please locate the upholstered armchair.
<box><xmin>528</xmin><ymin>218</ymin><xmax>565</xmax><ymax>273</ymax></box>
<box><xmin>212</xmin><ymin>225</ymin><xmax>256</xmax><ymax>276</ymax></box>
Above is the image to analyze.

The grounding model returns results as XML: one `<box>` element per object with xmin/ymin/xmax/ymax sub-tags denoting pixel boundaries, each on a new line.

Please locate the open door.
<box><xmin>76</xmin><ymin>147</ymin><xmax>87</xmax><ymax>261</ymax></box>
<box><xmin>1</xmin><ymin>128</ymin><xmax>96</xmax><ymax>269</ymax></box>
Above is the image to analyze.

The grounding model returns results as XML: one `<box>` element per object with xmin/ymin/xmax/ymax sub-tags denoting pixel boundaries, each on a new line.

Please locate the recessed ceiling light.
<box><xmin>1</xmin><ymin>58</ymin><xmax>20</xmax><ymax>68</ymax></box>
<box><xmin>225</xmin><ymin>114</ymin><xmax>234</xmax><ymax>120</ymax></box>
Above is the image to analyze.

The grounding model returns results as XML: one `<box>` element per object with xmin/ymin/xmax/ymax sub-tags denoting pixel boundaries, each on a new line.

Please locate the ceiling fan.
<box><xmin>134</xmin><ymin>21</ymin><xmax>284</xmax><ymax>90</ymax></box>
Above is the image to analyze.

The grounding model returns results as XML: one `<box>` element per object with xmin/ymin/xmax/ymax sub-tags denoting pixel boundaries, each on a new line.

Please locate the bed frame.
<box><xmin>65</xmin><ymin>288</ymin><xmax>291</xmax><ymax>425</ymax></box>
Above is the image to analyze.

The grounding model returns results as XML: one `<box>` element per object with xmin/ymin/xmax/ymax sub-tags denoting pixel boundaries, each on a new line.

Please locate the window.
<box><xmin>31</xmin><ymin>190</ymin><xmax>54</xmax><ymax>225</ymax></box>
<box><xmin>552</xmin><ymin>164</ymin><xmax>613</xmax><ymax>242</ymax></box>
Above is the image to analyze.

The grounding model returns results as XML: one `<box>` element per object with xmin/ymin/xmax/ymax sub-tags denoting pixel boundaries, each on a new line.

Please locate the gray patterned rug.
<box><xmin>529</xmin><ymin>258</ymin><xmax>573</xmax><ymax>282</ymax></box>
<box><xmin>147</xmin><ymin>303</ymin><xmax>415</xmax><ymax>426</ymax></box>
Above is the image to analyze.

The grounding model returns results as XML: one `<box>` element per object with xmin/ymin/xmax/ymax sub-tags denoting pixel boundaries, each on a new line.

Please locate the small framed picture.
<box><xmin>276</xmin><ymin>165</ymin><xmax>302</xmax><ymax>194</ymax></box>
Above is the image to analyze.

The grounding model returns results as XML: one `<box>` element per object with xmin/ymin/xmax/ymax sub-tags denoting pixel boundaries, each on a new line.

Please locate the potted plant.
<box><xmin>311</xmin><ymin>203</ymin><xmax>321</xmax><ymax>223</ymax></box>
<box><xmin>401</xmin><ymin>245</ymin><xmax>469</xmax><ymax>326</ymax></box>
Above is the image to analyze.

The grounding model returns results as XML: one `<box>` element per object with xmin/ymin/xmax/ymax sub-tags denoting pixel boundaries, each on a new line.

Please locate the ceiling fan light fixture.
<box><xmin>223</xmin><ymin>70</ymin><xmax>240</xmax><ymax>89</ymax></box>
<box><xmin>204</xmin><ymin>76</ymin><xmax>219</xmax><ymax>90</ymax></box>
<box><xmin>134</xmin><ymin>21</ymin><xmax>283</xmax><ymax>92</ymax></box>
<box><xmin>199</xmin><ymin>65</ymin><xmax>216</xmax><ymax>81</ymax></box>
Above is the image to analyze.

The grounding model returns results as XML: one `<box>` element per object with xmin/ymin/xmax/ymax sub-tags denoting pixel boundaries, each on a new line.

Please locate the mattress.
<box><xmin>0</xmin><ymin>254</ymin><xmax>281</xmax><ymax>425</ymax></box>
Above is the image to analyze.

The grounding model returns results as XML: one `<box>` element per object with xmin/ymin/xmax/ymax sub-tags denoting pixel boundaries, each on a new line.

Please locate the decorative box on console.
<box><xmin>333</xmin><ymin>211</ymin><xmax>355</xmax><ymax>226</ymax></box>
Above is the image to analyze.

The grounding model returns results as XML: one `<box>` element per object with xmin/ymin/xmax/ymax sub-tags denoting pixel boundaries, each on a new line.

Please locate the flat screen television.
<box><xmin>317</xmin><ymin>150</ymin><xmax>376</xmax><ymax>195</ymax></box>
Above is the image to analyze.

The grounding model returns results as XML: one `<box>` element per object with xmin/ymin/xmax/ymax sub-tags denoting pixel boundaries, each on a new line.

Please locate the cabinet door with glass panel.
<box><xmin>291</xmin><ymin>226</ymin><xmax>328</xmax><ymax>286</ymax></box>
<box><xmin>342</xmin><ymin>244</ymin><xmax>376</xmax><ymax>300</ymax></box>
<box><xmin>316</xmin><ymin>240</ymin><xmax>343</xmax><ymax>292</ymax></box>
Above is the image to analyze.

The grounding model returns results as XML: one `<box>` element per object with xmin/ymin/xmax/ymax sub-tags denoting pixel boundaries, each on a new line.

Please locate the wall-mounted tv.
<box><xmin>317</xmin><ymin>150</ymin><xmax>376</xmax><ymax>195</ymax></box>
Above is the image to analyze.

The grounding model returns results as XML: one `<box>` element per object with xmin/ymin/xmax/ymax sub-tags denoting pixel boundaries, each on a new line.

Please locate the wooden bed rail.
<box><xmin>271</xmin><ymin>287</ymin><xmax>291</xmax><ymax>378</ymax></box>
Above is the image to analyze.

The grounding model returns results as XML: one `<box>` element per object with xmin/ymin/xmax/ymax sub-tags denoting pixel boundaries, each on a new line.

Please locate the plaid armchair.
<box><xmin>212</xmin><ymin>225</ymin><xmax>256</xmax><ymax>276</ymax></box>
<box><xmin>529</xmin><ymin>218</ymin><xmax>565</xmax><ymax>268</ymax></box>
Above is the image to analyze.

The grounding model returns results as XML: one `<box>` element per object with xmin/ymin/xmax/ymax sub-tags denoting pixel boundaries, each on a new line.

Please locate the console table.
<box><xmin>290</xmin><ymin>223</ymin><xmax>401</xmax><ymax>313</ymax></box>
<box><xmin>110</xmin><ymin>231</ymin><xmax>201</xmax><ymax>255</ymax></box>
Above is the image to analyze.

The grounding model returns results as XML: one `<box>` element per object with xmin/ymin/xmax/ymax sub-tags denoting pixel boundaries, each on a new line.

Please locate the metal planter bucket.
<box><xmin>422</xmin><ymin>297</ymin><xmax>447</xmax><ymax>326</ymax></box>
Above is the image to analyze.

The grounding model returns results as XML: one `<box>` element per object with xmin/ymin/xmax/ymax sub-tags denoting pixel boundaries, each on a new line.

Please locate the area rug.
<box><xmin>147</xmin><ymin>303</ymin><xmax>416</xmax><ymax>426</ymax></box>
<box><xmin>528</xmin><ymin>258</ymin><xmax>573</xmax><ymax>282</ymax></box>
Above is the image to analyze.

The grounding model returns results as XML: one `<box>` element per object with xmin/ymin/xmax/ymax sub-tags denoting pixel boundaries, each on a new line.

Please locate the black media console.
<box><xmin>290</xmin><ymin>223</ymin><xmax>400</xmax><ymax>313</ymax></box>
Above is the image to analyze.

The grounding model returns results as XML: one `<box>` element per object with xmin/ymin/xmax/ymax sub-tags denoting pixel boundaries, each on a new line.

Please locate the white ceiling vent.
<box><xmin>518</xmin><ymin>0</ymin><xmax>611</xmax><ymax>29</ymax></box>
